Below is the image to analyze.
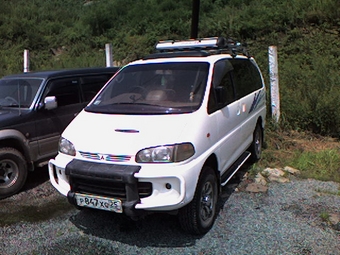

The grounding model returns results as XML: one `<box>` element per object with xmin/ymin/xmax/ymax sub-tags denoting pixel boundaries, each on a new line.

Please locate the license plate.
<box><xmin>75</xmin><ymin>193</ymin><xmax>123</xmax><ymax>213</ymax></box>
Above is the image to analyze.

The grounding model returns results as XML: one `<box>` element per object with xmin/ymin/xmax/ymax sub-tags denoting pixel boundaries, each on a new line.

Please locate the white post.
<box><xmin>23</xmin><ymin>49</ymin><xmax>30</xmax><ymax>73</ymax></box>
<box><xmin>268</xmin><ymin>46</ymin><xmax>280</xmax><ymax>123</ymax></box>
<box><xmin>105</xmin><ymin>43</ymin><xmax>113</xmax><ymax>67</ymax></box>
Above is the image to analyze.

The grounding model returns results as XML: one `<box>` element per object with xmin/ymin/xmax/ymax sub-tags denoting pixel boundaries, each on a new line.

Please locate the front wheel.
<box><xmin>0</xmin><ymin>148</ymin><xmax>27</xmax><ymax>199</ymax></box>
<box><xmin>178</xmin><ymin>166</ymin><xmax>218</xmax><ymax>235</ymax></box>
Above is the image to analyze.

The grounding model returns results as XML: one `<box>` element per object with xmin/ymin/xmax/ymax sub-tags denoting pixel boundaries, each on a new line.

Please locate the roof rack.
<box><xmin>155</xmin><ymin>37</ymin><xmax>250</xmax><ymax>58</ymax></box>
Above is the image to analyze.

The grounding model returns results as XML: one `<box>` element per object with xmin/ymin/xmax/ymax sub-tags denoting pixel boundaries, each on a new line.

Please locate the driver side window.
<box><xmin>44</xmin><ymin>78</ymin><xmax>81</xmax><ymax>107</ymax></box>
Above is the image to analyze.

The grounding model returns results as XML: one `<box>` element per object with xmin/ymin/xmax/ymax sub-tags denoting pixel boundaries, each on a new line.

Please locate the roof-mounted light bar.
<box><xmin>156</xmin><ymin>37</ymin><xmax>225</xmax><ymax>51</ymax></box>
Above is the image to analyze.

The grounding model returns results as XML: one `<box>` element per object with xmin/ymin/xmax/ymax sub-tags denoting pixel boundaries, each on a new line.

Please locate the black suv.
<box><xmin>0</xmin><ymin>67</ymin><xmax>119</xmax><ymax>199</ymax></box>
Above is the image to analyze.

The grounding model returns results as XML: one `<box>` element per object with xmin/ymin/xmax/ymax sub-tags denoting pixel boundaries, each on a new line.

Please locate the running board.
<box><xmin>220</xmin><ymin>151</ymin><xmax>251</xmax><ymax>186</ymax></box>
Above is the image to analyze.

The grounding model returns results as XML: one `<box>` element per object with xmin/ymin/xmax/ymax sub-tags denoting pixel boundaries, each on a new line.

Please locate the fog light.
<box><xmin>165</xmin><ymin>183</ymin><xmax>172</xmax><ymax>189</ymax></box>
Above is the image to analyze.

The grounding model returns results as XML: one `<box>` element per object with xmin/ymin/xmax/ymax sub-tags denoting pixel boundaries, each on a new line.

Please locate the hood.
<box><xmin>0</xmin><ymin>109</ymin><xmax>27</xmax><ymax>127</ymax></box>
<box><xmin>62</xmin><ymin>110</ymin><xmax>197</xmax><ymax>156</ymax></box>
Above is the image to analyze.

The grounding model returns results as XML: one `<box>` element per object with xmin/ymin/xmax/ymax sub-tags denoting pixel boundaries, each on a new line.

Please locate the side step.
<box><xmin>220</xmin><ymin>151</ymin><xmax>251</xmax><ymax>186</ymax></box>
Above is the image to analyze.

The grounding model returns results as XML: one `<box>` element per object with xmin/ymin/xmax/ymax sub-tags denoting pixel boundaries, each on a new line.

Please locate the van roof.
<box><xmin>3</xmin><ymin>67</ymin><xmax>120</xmax><ymax>80</ymax></box>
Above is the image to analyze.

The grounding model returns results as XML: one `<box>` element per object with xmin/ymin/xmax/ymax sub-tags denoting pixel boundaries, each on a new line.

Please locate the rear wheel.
<box><xmin>249</xmin><ymin>123</ymin><xmax>263</xmax><ymax>162</ymax></box>
<box><xmin>0</xmin><ymin>148</ymin><xmax>27</xmax><ymax>199</ymax></box>
<box><xmin>178</xmin><ymin>166</ymin><xmax>218</xmax><ymax>235</ymax></box>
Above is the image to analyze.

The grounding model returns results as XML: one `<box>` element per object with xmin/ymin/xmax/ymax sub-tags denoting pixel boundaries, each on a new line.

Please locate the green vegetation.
<box><xmin>257</xmin><ymin>124</ymin><xmax>340</xmax><ymax>182</ymax></box>
<box><xmin>319</xmin><ymin>211</ymin><xmax>330</xmax><ymax>222</ymax></box>
<box><xmin>0</xmin><ymin>0</ymin><xmax>339</xmax><ymax>180</ymax></box>
<box><xmin>292</xmin><ymin>149</ymin><xmax>340</xmax><ymax>181</ymax></box>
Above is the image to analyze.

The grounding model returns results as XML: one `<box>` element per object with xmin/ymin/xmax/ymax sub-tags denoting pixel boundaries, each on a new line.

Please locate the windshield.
<box><xmin>86</xmin><ymin>62</ymin><xmax>209</xmax><ymax>114</ymax></box>
<box><xmin>0</xmin><ymin>78</ymin><xmax>43</xmax><ymax>108</ymax></box>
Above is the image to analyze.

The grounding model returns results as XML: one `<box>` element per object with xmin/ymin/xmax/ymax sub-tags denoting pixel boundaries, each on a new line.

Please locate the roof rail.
<box><xmin>155</xmin><ymin>37</ymin><xmax>250</xmax><ymax>57</ymax></box>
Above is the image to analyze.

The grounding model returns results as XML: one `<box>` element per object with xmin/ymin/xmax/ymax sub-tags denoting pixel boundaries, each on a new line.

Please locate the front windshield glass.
<box><xmin>86</xmin><ymin>62</ymin><xmax>209</xmax><ymax>114</ymax></box>
<box><xmin>0</xmin><ymin>78</ymin><xmax>43</xmax><ymax>108</ymax></box>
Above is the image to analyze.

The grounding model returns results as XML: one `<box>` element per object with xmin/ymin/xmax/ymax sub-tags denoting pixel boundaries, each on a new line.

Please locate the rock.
<box><xmin>246</xmin><ymin>183</ymin><xmax>268</xmax><ymax>193</ymax></box>
<box><xmin>268</xmin><ymin>175</ymin><xmax>290</xmax><ymax>183</ymax></box>
<box><xmin>262</xmin><ymin>167</ymin><xmax>286</xmax><ymax>177</ymax></box>
<box><xmin>254</xmin><ymin>173</ymin><xmax>267</xmax><ymax>186</ymax></box>
<box><xmin>329</xmin><ymin>213</ymin><xmax>340</xmax><ymax>225</ymax></box>
<box><xmin>284</xmin><ymin>166</ymin><xmax>301</xmax><ymax>175</ymax></box>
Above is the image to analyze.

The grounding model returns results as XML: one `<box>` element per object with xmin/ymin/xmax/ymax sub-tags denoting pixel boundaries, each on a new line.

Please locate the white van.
<box><xmin>49</xmin><ymin>37</ymin><xmax>266</xmax><ymax>235</ymax></box>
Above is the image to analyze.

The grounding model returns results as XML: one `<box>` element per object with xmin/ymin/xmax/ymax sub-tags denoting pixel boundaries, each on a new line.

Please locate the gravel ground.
<box><xmin>0</xmin><ymin>167</ymin><xmax>339</xmax><ymax>255</ymax></box>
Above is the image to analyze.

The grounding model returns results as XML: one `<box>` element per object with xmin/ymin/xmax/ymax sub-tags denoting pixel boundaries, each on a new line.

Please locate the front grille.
<box><xmin>71</xmin><ymin>177</ymin><xmax>152</xmax><ymax>200</ymax></box>
<box><xmin>79</xmin><ymin>151</ymin><xmax>132</xmax><ymax>162</ymax></box>
<box><xmin>66</xmin><ymin>159</ymin><xmax>150</xmax><ymax>204</ymax></box>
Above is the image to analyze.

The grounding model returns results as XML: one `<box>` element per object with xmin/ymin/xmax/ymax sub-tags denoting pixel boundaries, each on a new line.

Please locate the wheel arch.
<box><xmin>257</xmin><ymin>116</ymin><xmax>265</xmax><ymax>140</ymax></box>
<box><xmin>0</xmin><ymin>129</ymin><xmax>34</xmax><ymax>171</ymax></box>
<box><xmin>178</xmin><ymin>154</ymin><xmax>220</xmax><ymax>235</ymax></box>
<box><xmin>257</xmin><ymin>115</ymin><xmax>265</xmax><ymax>129</ymax></box>
<box><xmin>202</xmin><ymin>153</ymin><xmax>220</xmax><ymax>192</ymax></box>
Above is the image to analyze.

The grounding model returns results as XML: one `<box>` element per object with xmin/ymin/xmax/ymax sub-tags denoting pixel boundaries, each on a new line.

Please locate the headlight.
<box><xmin>136</xmin><ymin>143</ymin><xmax>195</xmax><ymax>163</ymax></box>
<box><xmin>59</xmin><ymin>137</ymin><xmax>76</xmax><ymax>156</ymax></box>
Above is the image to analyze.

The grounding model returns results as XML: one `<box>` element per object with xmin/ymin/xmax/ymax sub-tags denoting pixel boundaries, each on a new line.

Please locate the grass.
<box><xmin>319</xmin><ymin>211</ymin><xmax>330</xmax><ymax>222</ymax></box>
<box><xmin>315</xmin><ymin>188</ymin><xmax>340</xmax><ymax>196</ymax></box>
<box><xmin>256</xmin><ymin>125</ymin><xmax>340</xmax><ymax>183</ymax></box>
<box><xmin>292</xmin><ymin>149</ymin><xmax>340</xmax><ymax>182</ymax></box>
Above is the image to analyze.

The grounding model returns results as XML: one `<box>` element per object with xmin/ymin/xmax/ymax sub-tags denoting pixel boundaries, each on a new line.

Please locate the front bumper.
<box><xmin>49</xmin><ymin>156</ymin><xmax>201</xmax><ymax>217</ymax></box>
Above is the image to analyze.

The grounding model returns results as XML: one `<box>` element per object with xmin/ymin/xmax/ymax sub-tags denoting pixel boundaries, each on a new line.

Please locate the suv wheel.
<box><xmin>178</xmin><ymin>166</ymin><xmax>218</xmax><ymax>235</ymax></box>
<box><xmin>0</xmin><ymin>148</ymin><xmax>27</xmax><ymax>199</ymax></box>
<box><xmin>249</xmin><ymin>123</ymin><xmax>263</xmax><ymax>162</ymax></box>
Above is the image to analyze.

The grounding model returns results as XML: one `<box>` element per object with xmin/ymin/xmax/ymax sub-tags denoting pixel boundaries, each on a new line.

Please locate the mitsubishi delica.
<box><xmin>49</xmin><ymin>37</ymin><xmax>266</xmax><ymax>235</ymax></box>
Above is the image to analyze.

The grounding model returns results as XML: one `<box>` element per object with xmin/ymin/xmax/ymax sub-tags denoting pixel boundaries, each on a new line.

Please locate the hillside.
<box><xmin>0</xmin><ymin>0</ymin><xmax>339</xmax><ymax>138</ymax></box>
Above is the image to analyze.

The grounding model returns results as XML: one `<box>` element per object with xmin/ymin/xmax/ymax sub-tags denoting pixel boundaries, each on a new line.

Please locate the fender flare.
<box><xmin>0</xmin><ymin>129</ymin><xmax>35</xmax><ymax>171</ymax></box>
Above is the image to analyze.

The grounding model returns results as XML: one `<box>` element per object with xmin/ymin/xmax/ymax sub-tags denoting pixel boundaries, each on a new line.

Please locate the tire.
<box><xmin>0</xmin><ymin>148</ymin><xmax>27</xmax><ymax>199</ymax></box>
<box><xmin>249</xmin><ymin>123</ymin><xmax>263</xmax><ymax>163</ymax></box>
<box><xmin>178</xmin><ymin>166</ymin><xmax>218</xmax><ymax>235</ymax></box>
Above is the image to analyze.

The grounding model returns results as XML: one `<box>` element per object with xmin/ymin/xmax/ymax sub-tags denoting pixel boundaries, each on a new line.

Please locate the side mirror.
<box><xmin>44</xmin><ymin>96</ymin><xmax>57</xmax><ymax>110</ymax></box>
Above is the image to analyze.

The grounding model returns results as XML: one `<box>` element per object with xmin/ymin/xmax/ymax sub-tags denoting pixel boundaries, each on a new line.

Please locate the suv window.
<box><xmin>44</xmin><ymin>78</ymin><xmax>81</xmax><ymax>107</ymax></box>
<box><xmin>80</xmin><ymin>74</ymin><xmax>112</xmax><ymax>101</ymax></box>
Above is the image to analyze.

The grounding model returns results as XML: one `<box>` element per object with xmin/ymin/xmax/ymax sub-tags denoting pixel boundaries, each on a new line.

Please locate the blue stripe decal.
<box><xmin>249</xmin><ymin>90</ymin><xmax>264</xmax><ymax>114</ymax></box>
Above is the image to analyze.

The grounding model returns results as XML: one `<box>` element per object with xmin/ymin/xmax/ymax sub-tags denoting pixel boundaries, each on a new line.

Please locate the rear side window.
<box><xmin>208</xmin><ymin>58</ymin><xmax>264</xmax><ymax>114</ymax></box>
<box><xmin>229</xmin><ymin>59</ymin><xmax>263</xmax><ymax>99</ymax></box>
<box><xmin>80</xmin><ymin>74</ymin><xmax>113</xmax><ymax>101</ymax></box>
